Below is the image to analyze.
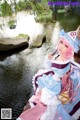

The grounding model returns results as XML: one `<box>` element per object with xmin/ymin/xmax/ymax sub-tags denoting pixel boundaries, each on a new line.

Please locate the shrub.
<box><xmin>1</xmin><ymin>1</ymin><xmax>12</xmax><ymax>17</ymax></box>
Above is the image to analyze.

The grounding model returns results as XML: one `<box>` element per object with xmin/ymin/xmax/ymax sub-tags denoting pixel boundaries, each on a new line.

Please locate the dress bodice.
<box><xmin>44</xmin><ymin>54</ymin><xmax>71</xmax><ymax>77</ymax></box>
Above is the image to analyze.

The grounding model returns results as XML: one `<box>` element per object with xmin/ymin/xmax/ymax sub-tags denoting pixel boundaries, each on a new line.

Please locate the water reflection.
<box><xmin>0</xmin><ymin>54</ymin><xmax>33</xmax><ymax>119</ymax></box>
<box><xmin>57</xmin><ymin>7</ymin><xmax>80</xmax><ymax>31</ymax></box>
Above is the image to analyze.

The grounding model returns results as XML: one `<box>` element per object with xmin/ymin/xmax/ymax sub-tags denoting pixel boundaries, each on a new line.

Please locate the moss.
<box><xmin>8</xmin><ymin>20</ymin><xmax>17</xmax><ymax>27</ymax></box>
<box><xmin>16</xmin><ymin>34</ymin><xmax>29</xmax><ymax>38</ymax></box>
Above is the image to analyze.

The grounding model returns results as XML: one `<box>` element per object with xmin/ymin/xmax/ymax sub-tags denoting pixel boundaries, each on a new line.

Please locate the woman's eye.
<box><xmin>60</xmin><ymin>41</ymin><xmax>63</xmax><ymax>44</ymax></box>
<box><xmin>65</xmin><ymin>45</ymin><xmax>68</xmax><ymax>48</ymax></box>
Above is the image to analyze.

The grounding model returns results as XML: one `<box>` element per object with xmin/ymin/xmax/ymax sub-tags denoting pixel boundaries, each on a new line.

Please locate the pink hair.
<box><xmin>57</xmin><ymin>37</ymin><xmax>74</xmax><ymax>60</ymax></box>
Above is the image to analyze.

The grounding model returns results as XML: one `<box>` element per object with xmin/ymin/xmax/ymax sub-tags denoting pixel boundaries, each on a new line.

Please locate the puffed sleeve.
<box><xmin>37</xmin><ymin>74</ymin><xmax>61</xmax><ymax>106</ymax></box>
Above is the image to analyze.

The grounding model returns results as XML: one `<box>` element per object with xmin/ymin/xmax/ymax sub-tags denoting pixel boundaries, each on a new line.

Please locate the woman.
<box><xmin>17</xmin><ymin>29</ymin><xmax>80</xmax><ymax>120</ymax></box>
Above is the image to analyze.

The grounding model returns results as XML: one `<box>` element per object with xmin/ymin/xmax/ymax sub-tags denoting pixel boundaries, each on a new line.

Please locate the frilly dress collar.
<box><xmin>50</xmin><ymin>59</ymin><xmax>71</xmax><ymax>77</ymax></box>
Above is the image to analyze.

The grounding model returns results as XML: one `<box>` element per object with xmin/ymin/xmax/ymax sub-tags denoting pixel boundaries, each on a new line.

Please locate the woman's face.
<box><xmin>58</xmin><ymin>38</ymin><xmax>72</xmax><ymax>58</ymax></box>
<box><xmin>58</xmin><ymin>39</ymin><xmax>70</xmax><ymax>54</ymax></box>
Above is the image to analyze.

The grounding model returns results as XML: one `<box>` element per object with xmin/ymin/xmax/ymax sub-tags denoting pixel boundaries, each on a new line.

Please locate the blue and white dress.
<box><xmin>32</xmin><ymin>54</ymin><xmax>80</xmax><ymax>120</ymax></box>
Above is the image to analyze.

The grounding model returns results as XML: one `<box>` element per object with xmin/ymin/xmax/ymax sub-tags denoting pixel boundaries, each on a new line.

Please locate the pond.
<box><xmin>57</xmin><ymin>7</ymin><xmax>80</xmax><ymax>31</ymax></box>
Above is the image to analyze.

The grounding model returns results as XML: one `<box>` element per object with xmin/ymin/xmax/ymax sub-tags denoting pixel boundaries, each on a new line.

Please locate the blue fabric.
<box><xmin>75</xmin><ymin>37</ymin><xmax>80</xmax><ymax>50</ymax></box>
<box><xmin>37</xmin><ymin>74</ymin><xmax>61</xmax><ymax>96</ymax></box>
<box><xmin>53</xmin><ymin>104</ymin><xmax>75</xmax><ymax>120</ymax></box>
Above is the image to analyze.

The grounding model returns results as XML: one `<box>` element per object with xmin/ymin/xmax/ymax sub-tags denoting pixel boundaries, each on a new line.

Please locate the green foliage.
<box><xmin>15</xmin><ymin>0</ymin><xmax>26</xmax><ymax>11</ymax></box>
<box><xmin>28</xmin><ymin>0</ymin><xmax>53</xmax><ymax>22</ymax></box>
<box><xmin>0</xmin><ymin>0</ymin><xmax>53</xmax><ymax>22</ymax></box>
<box><xmin>36</xmin><ymin>10</ymin><xmax>53</xmax><ymax>22</ymax></box>
<box><xmin>15</xmin><ymin>0</ymin><xmax>31</xmax><ymax>12</ymax></box>
<box><xmin>28</xmin><ymin>2</ymin><xmax>43</xmax><ymax>13</ymax></box>
<box><xmin>28</xmin><ymin>1</ymin><xmax>36</xmax><ymax>11</ymax></box>
<box><xmin>1</xmin><ymin>1</ymin><xmax>12</xmax><ymax>17</ymax></box>
<box><xmin>25</xmin><ymin>1</ymin><xmax>32</xmax><ymax>10</ymax></box>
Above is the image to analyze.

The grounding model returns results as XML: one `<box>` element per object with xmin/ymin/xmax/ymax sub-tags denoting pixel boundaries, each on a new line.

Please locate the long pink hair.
<box><xmin>57</xmin><ymin>37</ymin><xmax>74</xmax><ymax>60</ymax></box>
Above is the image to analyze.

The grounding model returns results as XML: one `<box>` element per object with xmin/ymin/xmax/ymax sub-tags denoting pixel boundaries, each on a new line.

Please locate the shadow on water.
<box><xmin>0</xmin><ymin>43</ymin><xmax>29</xmax><ymax>61</ymax></box>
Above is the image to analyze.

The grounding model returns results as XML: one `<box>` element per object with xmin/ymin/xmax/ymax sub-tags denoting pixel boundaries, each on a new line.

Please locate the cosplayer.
<box><xmin>17</xmin><ymin>29</ymin><xmax>80</xmax><ymax>120</ymax></box>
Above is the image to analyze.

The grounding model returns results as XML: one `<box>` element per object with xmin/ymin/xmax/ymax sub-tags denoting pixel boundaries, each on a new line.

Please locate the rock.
<box><xmin>0</xmin><ymin>37</ymin><xmax>29</xmax><ymax>52</ymax></box>
<box><xmin>44</xmin><ymin>24</ymin><xmax>54</xmax><ymax>43</ymax></box>
<box><xmin>29</xmin><ymin>34</ymin><xmax>46</xmax><ymax>48</ymax></box>
<box><xmin>64</xmin><ymin>5</ymin><xmax>71</xmax><ymax>12</ymax></box>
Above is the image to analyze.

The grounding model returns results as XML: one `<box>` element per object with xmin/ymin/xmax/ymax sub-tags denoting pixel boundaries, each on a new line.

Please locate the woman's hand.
<box><xmin>48</xmin><ymin>54</ymin><xmax>53</xmax><ymax>59</ymax></box>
